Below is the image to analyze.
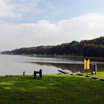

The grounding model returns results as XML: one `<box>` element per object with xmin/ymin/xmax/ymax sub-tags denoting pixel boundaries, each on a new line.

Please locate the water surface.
<box><xmin>0</xmin><ymin>55</ymin><xmax>104</xmax><ymax>76</ymax></box>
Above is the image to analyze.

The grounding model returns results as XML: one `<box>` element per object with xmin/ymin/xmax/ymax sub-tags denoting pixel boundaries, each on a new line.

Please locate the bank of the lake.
<box><xmin>0</xmin><ymin>74</ymin><xmax>104</xmax><ymax>104</ymax></box>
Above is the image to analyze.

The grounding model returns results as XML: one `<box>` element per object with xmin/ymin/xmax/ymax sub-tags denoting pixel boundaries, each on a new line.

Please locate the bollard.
<box><xmin>23</xmin><ymin>71</ymin><xmax>25</xmax><ymax>76</ymax></box>
<box><xmin>94</xmin><ymin>64</ymin><xmax>97</xmax><ymax>74</ymax></box>
<box><xmin>91</xmin><ymin>64</ymin><xmax>97</xmax><ymax>74</ymax></box>
<box><xmin>34</xmin><ymin>69</ymin><xmax>42</xmax><ymax>79</ymax></box>
<box><xmin>34</xmin><ymin>71</ymin><xmax>37</xmax><ymax>79</ymax></box>
<box><xmin>39</xmin><ymin>69</ymin><xmax>42</xmax><ymax>78</ymax></box>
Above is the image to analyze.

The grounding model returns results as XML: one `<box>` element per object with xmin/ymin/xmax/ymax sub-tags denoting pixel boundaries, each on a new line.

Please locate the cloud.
<box><xmin>0</xmin><ymin>13</ymin><xmax>104</xmax><ymax>51</ymax></box>
<box><xmin>0</xmin><ymin>0</ymin><xmax>21</xmax><ymax>18</ymax></box>
<box><xmin>57</xmin><ymin>13</ymin><xmax>104</xmax><ymax>41</ymax></box>
<box><xmin>0</xmin><ymin>0</ymin><xmax>46</xmax><ymax>19</ymax></box>
<box><xmin>0</xmin><ymin>0</ymin><xmax>57</xmax><ymax>21</ymax></box>
<box><xmin>13</xmin><ymin>0</ymin><xmax>43</xmax><ymax>16</ymax></box>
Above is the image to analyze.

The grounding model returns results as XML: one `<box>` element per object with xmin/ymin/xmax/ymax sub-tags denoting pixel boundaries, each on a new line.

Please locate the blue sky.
<box><xmin>0</xmin><ymin>0</ymin><xmax>104</xmax><ymax>51</ymax></box>
<box><xmin>3</xmin><ymin>0</ymin><xmax>104</xmax><ymax>23</ymax></box>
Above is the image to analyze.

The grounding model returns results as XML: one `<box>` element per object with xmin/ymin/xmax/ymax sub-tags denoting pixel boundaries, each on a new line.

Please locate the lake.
<box><xmin>0</xmin><ymin>55</ymin><xmax>104</xmax><ymax>76</ymax></box>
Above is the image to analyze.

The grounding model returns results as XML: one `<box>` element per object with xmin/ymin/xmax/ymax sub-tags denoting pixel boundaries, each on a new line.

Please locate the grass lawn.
<box><xmin>0</xmin><ymin>74</ymin><xmax>104</xmax><ymax>104</ymax></box>
<box><xmin>82</xmin><ymin>72</ymin><xmax>104</xmax><ymax>79</ymax></box>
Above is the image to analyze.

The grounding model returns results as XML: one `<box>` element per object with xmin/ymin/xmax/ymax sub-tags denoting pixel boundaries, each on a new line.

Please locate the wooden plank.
<box><xmin>58</xmin><ymin>70</ymin><xmax>69</xmax><ymax>74</ymax></box>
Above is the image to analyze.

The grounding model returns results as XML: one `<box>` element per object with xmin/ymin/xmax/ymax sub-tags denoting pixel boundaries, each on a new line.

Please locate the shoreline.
<box><xmin>1</xmin><ymin>54</ymin><xmax>104</xmax><ymax>62</ymax></box>
<box><xmin>30</xmin><ymin>54</ymin><xmax>104</xmax><ymax>62</ymax></box>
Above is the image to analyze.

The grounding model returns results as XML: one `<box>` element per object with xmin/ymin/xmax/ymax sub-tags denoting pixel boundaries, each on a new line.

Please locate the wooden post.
<box><xmin>23</xmin><ymin>71</ymin><xmax>25</xmax><ymax>76</ymax></box>
<box><xmin>94</xmin><ymin>64</ymin><xmax>97</xmax><ymax>74</ymax></box>
<box><xmin>39</xmin><ymin>69</ymin><xmax>42</xmax><ymax>78</ymax></box>
<box><xmin>34</xmin><ymin>71</ymin><xmax>37</xmax><ymax>79</ymax></box>
<box><xmin>91</xmin><ymin>64</ymin><xmax>97</xmax><ymax>74</ymax></box>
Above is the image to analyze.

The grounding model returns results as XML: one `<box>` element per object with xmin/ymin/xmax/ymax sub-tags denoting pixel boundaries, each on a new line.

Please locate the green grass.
<box><xmin>82</xmin><ymin>72</ymin><xmax>104</xmax><ymax>79</ymax></box>
<box><xmin>91</xmin><ymin>72</ymin><xmax>104</xmax><ymax>79</ymax></box>
<box><xmin>0</xmin><ymin>75</ymin><xmax>104</xmax><ymax>104</ymax></box>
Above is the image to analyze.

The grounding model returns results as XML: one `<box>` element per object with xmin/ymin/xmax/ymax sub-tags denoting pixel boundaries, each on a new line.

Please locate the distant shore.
<box><xmin>1</xmin><ymin>53</ymin><xmax>104</xmax><ymax>62</ymax></box>
<box><xmin>30</xmin><ymin>54</ymin><xmax>104</xmax><ymax>62</ymax></box>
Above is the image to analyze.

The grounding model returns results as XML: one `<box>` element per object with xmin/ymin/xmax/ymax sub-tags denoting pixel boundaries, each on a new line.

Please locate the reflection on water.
<box><xmin>32</xmin><ymin>62</ymin><xmax>104</xmax><ymax>73</ymax></box>
<box><xmin>0</xmin><ymin>55</ymin><xmax>104</xmax><ymax>76</ymax></box>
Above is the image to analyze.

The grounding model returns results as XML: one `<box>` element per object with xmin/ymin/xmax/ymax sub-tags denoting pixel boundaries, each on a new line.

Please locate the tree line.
<box><xmin>1</xmin><ymin>36</ymin><xmax>104</xmax><ymax>57</ymax></box>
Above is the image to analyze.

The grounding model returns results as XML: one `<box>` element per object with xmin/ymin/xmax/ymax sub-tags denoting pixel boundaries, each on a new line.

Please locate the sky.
<box><xmin>1</xmin><ymin>0</ymin><xmax>104</xmax><ymax>51</ymax></box>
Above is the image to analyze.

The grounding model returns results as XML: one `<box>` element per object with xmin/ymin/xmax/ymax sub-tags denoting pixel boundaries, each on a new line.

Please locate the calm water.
<box><xmin>0</xmin><ymin>55</ymin><xmax>104</xmax><ymax>76</ymax></box>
